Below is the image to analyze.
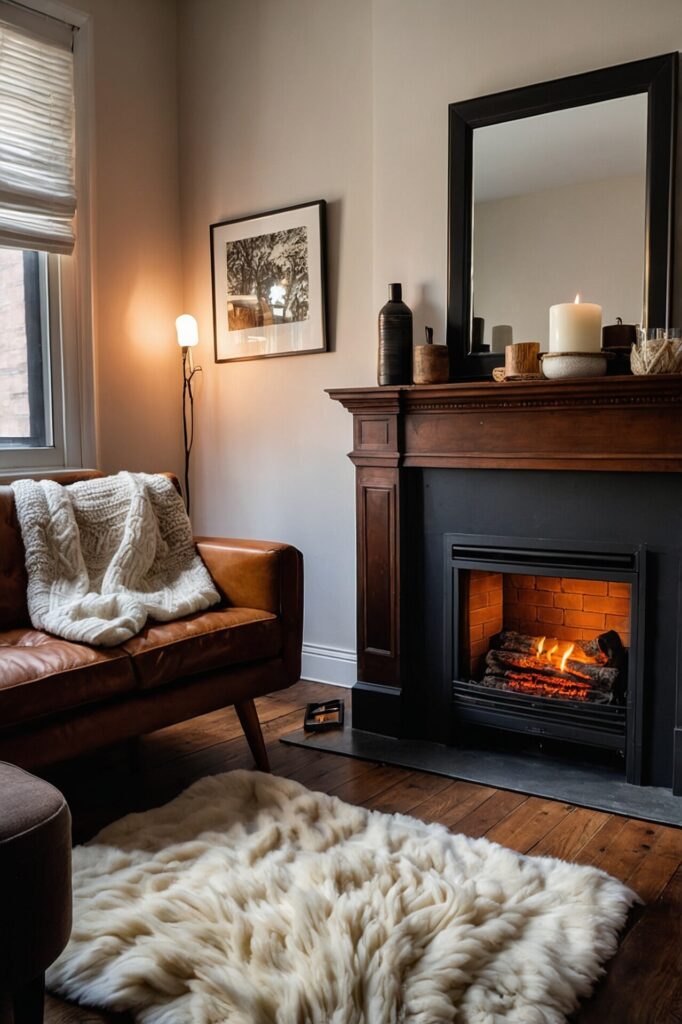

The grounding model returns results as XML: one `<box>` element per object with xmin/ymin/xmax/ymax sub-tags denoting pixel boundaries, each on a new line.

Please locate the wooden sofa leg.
<box><xmin>235</xmin><ymin>699</ymin><xmax>270</xmax><ymax>772</ymax></box>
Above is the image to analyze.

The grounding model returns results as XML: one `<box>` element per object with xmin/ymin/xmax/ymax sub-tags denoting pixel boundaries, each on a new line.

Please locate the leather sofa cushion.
<box><xmin>122</xmin><ymin>606</ymin><xmax>283</xmax><ymax>690</ymax></box>
<box><xmin>0</xmin><ymin>630</ymin><xmax>136</xmax><ymax>727</ymax></box>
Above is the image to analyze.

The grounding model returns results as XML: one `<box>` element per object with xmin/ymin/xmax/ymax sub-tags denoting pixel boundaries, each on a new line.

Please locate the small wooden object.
<box><xmin>413</xmin><ymin>326</ymin><xmax>450</xmax><ymax>384</ymax></box>
<box><xmin>504</xmin><ymin>341</ymin><xmax>540</xmax><ymax>378</ymax></box>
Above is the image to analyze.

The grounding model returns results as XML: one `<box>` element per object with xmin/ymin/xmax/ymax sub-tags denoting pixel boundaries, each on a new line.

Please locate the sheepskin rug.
<box><xmin>48</xmin><ymin>770</ymin><xmax>636</xmax><ymax>1023</ymax></box>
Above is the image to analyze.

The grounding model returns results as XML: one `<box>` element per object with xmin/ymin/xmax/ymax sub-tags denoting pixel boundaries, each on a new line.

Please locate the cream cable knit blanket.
<box><xmin>11</xmin><ymin>472</ymin><xmax>220</xmax><ymax>647</ymax></box>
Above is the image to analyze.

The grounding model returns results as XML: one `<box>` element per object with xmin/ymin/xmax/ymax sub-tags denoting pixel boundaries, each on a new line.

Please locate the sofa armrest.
<box><xmin>195</xmin><ymin>537</ymin><xmax>299</xmax><ymax>614</ymax></box>
<box><xmin>195</xmin><ymin>537</ymin><xmax>303</xmax><ymax>681</ymax></box>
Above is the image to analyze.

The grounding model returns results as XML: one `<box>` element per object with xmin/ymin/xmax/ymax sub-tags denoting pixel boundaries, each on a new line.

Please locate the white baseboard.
<box><xmin>301</xmin><ymin>643</ymin><xmax>356</xmax><ymax>687</ymax></box>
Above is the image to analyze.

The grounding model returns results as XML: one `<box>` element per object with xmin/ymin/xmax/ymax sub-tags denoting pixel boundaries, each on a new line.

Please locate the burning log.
<box><xmin>479</xmin><ymin>628</ymin><xmax>627</xmax><ymax>704</ymax></box>
<box><xmin>484</xmin><ymin>649</ymin><xmax>619</xmax><ymax>692</ymax></box>
<box><xmin>495</xmin><ymin>629</ymin><xmax>625</xmax><ymax>665</ymax></box>
<box><xmin>496</xmin><ymin>629</ymin><xmax>575</xmax><ymax>655</ymax></box>
<box><xmin>481</xmin><ymin>673</ymin><xmax>614</xmax><ymax>703</ymax></box>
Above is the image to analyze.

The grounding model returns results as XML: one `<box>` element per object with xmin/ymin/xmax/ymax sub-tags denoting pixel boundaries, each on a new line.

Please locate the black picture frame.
<box><xmin>447</xmin><ymin>53</ymin><xmax>678</xmax><ymax>380</ymax></box>
<box><xmin>210</xmin><ymin>199</ymin><xmax>328</xmax><ymax>363</ymax></box>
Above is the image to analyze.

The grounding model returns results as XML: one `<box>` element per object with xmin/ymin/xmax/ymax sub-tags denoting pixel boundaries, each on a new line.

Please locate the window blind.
<box><xmin>0</xmin><ymin>12</ymin><xmax>75</xmax><ymax>254</ymax></box>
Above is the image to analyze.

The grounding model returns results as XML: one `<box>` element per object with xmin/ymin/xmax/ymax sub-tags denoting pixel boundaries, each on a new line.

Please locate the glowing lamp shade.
<box><xmin>176</xmin><ymin>314</ymin><xmax>199</xmax><ymax>348</ymax></box>
<box><xmin>176</xmin><ymin>314</ymin><xmax>202</xmax><ymax>515</ymax></box>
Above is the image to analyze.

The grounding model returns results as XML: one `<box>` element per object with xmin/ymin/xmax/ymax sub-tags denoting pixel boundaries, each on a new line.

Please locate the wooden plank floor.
<box><xmin>42</xmin><ymin>681</ymin><xmax>682</xmax><ymax>1024</ymax></box>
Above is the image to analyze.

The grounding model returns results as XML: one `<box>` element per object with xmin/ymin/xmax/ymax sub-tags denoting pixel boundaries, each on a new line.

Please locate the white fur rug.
<box><xmin>48</xmin><ymin>770</ymin><xmax>636</xmax><ymax>1024</ymax></box>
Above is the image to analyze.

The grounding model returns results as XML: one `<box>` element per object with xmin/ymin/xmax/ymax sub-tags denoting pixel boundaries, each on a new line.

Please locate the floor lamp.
<box><xmin>175</xmin><ymin>314</ymin><xmax>201</xmax><ymax>515</ymax></box>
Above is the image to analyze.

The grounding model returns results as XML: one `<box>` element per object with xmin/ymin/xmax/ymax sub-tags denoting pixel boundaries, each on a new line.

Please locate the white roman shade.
<box><xmin>0</xmin><ymin>12</ymin><xmax>75</xmax><ymax>254</ymax></box>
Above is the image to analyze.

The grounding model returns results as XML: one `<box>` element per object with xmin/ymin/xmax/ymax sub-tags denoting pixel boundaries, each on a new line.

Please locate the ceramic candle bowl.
<box><xmin>540</xmin><ymin>351</ymin><xmax>610</xmax><ymax>379</ymax></box>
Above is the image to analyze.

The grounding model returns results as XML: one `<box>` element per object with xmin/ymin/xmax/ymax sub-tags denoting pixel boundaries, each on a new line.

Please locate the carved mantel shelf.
<box><xmin>328</xmin><ymin>375</ymin><xmax>682</xmax><ymax>473</ymax></box>
<box><xmin>328</xmin><ymin>374</ymin><xmax>682</xmax><ymax>736</ymax></box>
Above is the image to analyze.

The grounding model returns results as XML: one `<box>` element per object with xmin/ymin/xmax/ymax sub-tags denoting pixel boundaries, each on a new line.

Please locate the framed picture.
<box><xmin>210</xmin><ymin>200</ymin><xmax>328</xmax><ymax>363</ymax></box>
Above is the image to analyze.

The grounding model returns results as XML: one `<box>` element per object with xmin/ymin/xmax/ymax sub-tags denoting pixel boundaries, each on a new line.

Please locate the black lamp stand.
<box><xmin>181</xmin><ymin>346</ymin><xmax>201</xmax><ymax>515</ymax></box>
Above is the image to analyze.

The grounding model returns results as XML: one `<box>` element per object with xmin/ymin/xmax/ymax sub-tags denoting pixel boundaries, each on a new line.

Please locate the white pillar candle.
<box><xmin>549</xmin><ymin>295</ymin><xmax>602</xmax><ymax>353</ymax></box>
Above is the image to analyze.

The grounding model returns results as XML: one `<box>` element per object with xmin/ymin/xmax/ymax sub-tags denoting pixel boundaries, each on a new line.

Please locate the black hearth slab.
<box><xmin>281</xmin><ymin>713</ymin><xmax>682</xmax><ymax>827</ymax></box>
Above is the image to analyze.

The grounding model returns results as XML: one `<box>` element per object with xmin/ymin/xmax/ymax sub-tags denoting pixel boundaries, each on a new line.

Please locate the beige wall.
<box><xmin>177</xmin><ymin>0</ymin><xmax>374</xmax><ymax>681</ymax></box>
<box><xmin>176</xmin><ymin>0</ymin><xmax>681</xmax><ymax>682</ymax></box>
<box><xmin>473</xmin><ymin>174</ymin><xmax>646</xmax><ymax>348</ymax></box>
<box><xmin>70</xmin><ymin>0</ymin><xmax>183</xmax><ymax>477</ymax></box>
<box><xmin>373</xmin><ymin>0</ymin><xmax>682</xmax><ymax>340</ymax></box>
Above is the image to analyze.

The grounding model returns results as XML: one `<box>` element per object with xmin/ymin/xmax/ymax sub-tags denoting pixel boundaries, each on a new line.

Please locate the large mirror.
<box><xmin>447</xmin><ymin>54</ymin><xmax>678</xmax><ymax>379</ymax></box>
<box><xmin>472</xmin><ymin>95</ymin><xmax>647</xmax><ymax>354</ymax></box>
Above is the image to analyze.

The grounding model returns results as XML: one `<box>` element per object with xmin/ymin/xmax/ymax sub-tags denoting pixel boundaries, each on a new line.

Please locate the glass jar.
<box><xmin>631</xmin><ymin>328</ymin><xmax>682</xmax><ymax>375</ymax></box>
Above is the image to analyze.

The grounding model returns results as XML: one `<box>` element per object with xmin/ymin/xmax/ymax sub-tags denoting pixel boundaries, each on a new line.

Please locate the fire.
<box><xmin>559</xmin><ymin>643</ymin><xmax>574</xmax><ymax>673</ymax></box>
<box><xmin>534</xmin><ymin>636</ymin><xmax>593</xmax><ymax>671</ymax></box>
<box><xmin>534</xmin><ymin>635</ymin><xmax>569</xmax><ymax>669</ymax></box>
<box><xmin>502</xmin><ymin>636</ymin><xmax>603</xmax><ymax>700</ymax></box>
<box><xmin>574</xmin><ymin>293</ymin><xmax>581</xmax><ymax>304</ymax></box>
<box><xmin>481</xmin><ymin>629</ymin><xmax>622</xmax><ymax>705</ymax></box>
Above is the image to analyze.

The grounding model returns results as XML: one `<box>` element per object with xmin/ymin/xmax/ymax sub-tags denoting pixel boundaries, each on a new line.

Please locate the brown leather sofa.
<box><xmin>0</xmin><ymin>472</ymin><xmax>303</xmax><ymax>772</ymax></box>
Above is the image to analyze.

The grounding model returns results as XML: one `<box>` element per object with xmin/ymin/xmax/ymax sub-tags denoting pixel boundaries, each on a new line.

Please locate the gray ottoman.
<box><xmin>0</xmin><ymin>763</ymin><xmax>72</xmax><ymax>1024</ymax></box>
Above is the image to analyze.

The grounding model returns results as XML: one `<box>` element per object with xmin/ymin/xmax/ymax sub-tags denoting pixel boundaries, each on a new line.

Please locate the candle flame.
<box><xmin>574</xmin><ymin>293</ymin><xmax>581</xmax><ymax>304</ymax></box>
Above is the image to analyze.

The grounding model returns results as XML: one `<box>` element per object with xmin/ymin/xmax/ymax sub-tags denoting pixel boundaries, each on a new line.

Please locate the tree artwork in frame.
<box><xmin>211</xmin><ymin>200</ymin><xmax>328</xmax><ymax>362</ymax></box>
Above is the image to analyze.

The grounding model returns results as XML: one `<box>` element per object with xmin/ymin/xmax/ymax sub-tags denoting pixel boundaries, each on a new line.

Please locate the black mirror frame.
<box><xmin>447</xmin><ymin>53</ymin><xmax>679</xmax><ymax>381</ymax></box>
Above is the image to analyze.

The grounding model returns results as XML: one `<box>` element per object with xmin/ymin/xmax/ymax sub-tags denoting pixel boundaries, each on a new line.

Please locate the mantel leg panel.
<box><xmin>354</xmin><ymin>466</ymin><xmax>403</xmax><ymax>733</ymax></box>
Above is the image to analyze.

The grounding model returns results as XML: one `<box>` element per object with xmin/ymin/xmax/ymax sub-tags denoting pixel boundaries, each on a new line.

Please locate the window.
<box><xmin>0</xmin><ymin>248</ymin><xmax>50</xmax><ymax>448</ymax></box>
<box><xmin>0</xmin><ymin>1</ymin><xmax>93</xmax><ymax>474</ymax></box>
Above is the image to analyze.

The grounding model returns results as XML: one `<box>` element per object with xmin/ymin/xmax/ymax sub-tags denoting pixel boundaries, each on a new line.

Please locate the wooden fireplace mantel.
<box><xmin>328</xmin><ymin>374</ymin><xmax>682</xmax><ymax>474</ymax></box>
<box><xmin>327</xmin><ymin>374</ymin><xmax>682</xmax><ymax>735</ymax></box>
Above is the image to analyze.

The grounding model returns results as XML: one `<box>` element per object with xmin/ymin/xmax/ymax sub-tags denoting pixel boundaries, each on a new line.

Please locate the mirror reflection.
<box><xmin>470</xmin><ymin>94</ymin><xmax>648</xmax><ymax>354</ymax></box>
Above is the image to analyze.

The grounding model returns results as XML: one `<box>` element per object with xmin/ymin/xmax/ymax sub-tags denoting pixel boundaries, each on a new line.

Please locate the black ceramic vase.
<box><xmin>378</xmin><ymin>283</ymin><xmax>413</xmax><ymax>385</ymax></box>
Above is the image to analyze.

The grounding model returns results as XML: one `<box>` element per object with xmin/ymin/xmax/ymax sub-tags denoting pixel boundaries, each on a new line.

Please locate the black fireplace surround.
<box><xmin>406</xmin><ymin>469</ymin><xmax>682</xmax><ymax>793</ymax></box>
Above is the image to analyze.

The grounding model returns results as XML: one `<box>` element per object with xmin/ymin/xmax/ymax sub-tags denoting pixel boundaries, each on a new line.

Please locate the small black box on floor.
<box><xmin>304</xmin><ymin>699</ymin><xmax>345</xmax><ymax>732</ymax></box>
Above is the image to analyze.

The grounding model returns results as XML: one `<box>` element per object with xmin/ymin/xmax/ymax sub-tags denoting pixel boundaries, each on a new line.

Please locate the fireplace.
<box><xmin>445</xmin><ymin>538</ymin><xmax>643</xmax><ymax>782</ymax></box>
<box><xmin>329</xmin><ymin>377</ymin><xmax>682</xmax><ymax>800</ymax></box>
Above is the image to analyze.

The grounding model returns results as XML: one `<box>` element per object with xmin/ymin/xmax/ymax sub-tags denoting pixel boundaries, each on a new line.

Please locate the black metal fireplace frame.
<box><xmin>444</xmin><ymin>534</ymin><xmax>646</xmax><ymax>785</ymax></box>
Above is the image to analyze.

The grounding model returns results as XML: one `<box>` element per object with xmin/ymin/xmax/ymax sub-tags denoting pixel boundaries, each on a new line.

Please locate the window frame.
<box><xmin>0</xmin><ymin>0</ymin><xmax>96</xmax><ymax>479</ymax></box>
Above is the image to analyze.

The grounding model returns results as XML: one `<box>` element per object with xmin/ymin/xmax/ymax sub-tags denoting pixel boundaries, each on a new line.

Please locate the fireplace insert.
<box><xmin>445</xmin><ymin>536</ymin><xmax>644</xmax><ymax>784</ymax></box>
